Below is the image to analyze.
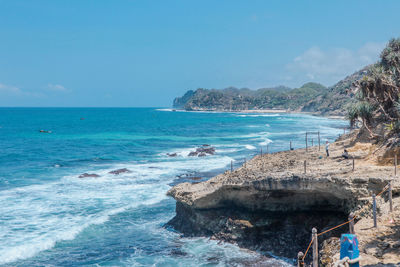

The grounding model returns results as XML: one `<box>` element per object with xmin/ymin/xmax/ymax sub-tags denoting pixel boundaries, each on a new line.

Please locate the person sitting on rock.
<box><xmin>342</xmin><ymin>149</ymin><xmax>349</xmax><ymax>159</ymax></box>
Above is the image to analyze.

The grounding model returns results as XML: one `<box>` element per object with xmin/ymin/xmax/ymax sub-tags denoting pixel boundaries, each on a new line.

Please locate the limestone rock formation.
<box><xmin>167</xmin><ymin>139</ymin><xmax>400</xmax><ymax>263</ymax></box>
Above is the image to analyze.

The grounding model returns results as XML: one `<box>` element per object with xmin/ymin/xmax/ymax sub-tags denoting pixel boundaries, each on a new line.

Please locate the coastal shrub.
<box><xmin>357</xmin><ymin>101</ymin><xmax>374</xmax><ymax>123</ymax></box>
<box><xmin>347</xmin><ymin>105</ymin><xmax>359</xmax><ymax>127</ymax></box>
<box><xmin>352</xmin><ymin>38</ymin><xmax>400</xmax><ymax>126</ymax></box>
<box><xmin>347</xmin><ymin>101</ymin><xmax>375</xmax><ymax>127</ymax></box>
<box><xmin>381</xmin><ymin>38</ymin><xmax>400</xmax><ymax>79</ymax></box>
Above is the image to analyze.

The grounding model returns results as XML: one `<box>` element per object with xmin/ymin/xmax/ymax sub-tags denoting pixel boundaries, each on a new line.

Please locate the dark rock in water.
<box><xmin>188</xmin><ymin>151</ymin><xmax>198</xmax><ymax>157</ymax></box>
<box><xmin>196</xmin><ymin>146</ymin><xmax>215</xmax><ymax>155</ymax></box>
<box><xmin>203</xmin><ymin>144</ymin><xmax>210</xmax><ymax>147</ymax></box>
<box><xmin>79</xmin><ymin>173</ymin><xmax>100</xmax><ymax>178</ymax></box>
<box><xmin>227</xmin><ymin>255</ymin><xmax>288</xmax><ymax>267</ymax></box>
<box><xmin>109</xmin><ymin>168</ymin><xmax>132</xmax><ymax>175</ymax></box>
<box><xmin>167</xmin><ymin>153</ymin><xmax>178</xmax><ymax>157</ymax></box>
<box><xmin>206</xmin><ymin>256</ymin><xmax>220</xmax><ymax>264</ymax></box>
<box><xmin>170</xmin><ymin>248</ymin><xmax>187</xmax><ymax>257</ymax></box>
<box><xmin>176</xmin><ymin>172</ymin><xmax>197</xmax><ymax>179</ymax></box>
<box><xmin>187</xmin><ymin>146</ymin><xmax>216</xmax><ymax>157</ymax></box>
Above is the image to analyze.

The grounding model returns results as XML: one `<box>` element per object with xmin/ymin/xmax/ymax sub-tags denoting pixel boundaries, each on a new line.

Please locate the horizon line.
<box><xmin>0</xmin><ymin>106</ymin><xmax>170</xmax><ymax>108</ymax></box>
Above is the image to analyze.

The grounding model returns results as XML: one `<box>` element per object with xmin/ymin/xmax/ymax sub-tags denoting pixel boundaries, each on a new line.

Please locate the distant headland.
<box><xmin>173</xmin><ymin>68</ymin><xmax>370</xmax><ymax>117</ymax></box>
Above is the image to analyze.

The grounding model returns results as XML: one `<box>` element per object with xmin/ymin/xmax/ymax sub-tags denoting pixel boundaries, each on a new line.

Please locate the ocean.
<box><xmin>0</xmin><ymin>108</ymin><xmax>348</xmax><ymax>266</ymax></box>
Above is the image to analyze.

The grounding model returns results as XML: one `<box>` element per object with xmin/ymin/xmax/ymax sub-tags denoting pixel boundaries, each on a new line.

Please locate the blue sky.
<box><xmin>0</xmin><ymin>0</ymin><xmax>399</xmax><ymax>107</ymax></box>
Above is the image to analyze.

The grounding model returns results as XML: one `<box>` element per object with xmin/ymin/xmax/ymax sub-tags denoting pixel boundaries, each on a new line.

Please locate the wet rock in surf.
<box><xmin>188</xmin><ymin>151</ymin><xmax>198</xmax><ymax>157</ymax></box>
<box><xmin>170</xmin><ymin>248</ymin><xmax>188</xmax><ymax>257</ymax></box>
<box><xmin>167</xmin><ymin>153</ymin><xmax>178</xmax><ymax>157</ymax></box>
<box><xmin>78</xmin><ymin>173</ymin><xmax>100</xmax><ymax>178</ymax></box>
<box><xmin>197</xmin><ymin>145</ymin><xmax>215</xmax><ymax>155</ymax></box>
<box><xmin>109</xmin><ymin>168</ymin><xmax>132</xmax><ymax>175</ymax></box>
<box><xmin>188</xmin><ymin>145</ymin><xmax>216</xmax><ymax>157</ymax></box>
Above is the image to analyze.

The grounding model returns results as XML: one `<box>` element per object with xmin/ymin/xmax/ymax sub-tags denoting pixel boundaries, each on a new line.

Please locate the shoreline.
<box><xmin>170</xmin><ymin>108</ymin><xmax>347</xmax><ymax>120</ymax></box>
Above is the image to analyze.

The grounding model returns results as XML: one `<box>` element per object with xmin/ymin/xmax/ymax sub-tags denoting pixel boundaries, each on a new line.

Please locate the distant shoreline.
<box><xmin>230</xmin><ymin>109</ymin><xmax>288</xmax><ymax>113</ymax></box>
<box><xmin>172</xmin><ymin>108</ymin><xmax>288</xmax><ymax>113</ymax></box>
<box><xmin>170</xmin><ymin>108</ymin><xmax>346</xmax><ymax>120</ymax></box>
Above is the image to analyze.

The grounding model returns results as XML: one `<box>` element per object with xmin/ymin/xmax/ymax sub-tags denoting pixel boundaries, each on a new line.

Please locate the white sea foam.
<box><xmin>236</xmin><ymin>114</ymin><xmax>280</xmax><ymax>118</ymax></box>
<box><xmin>236</xmin><ymin>131</ymin><xmax>270</xmax><ymax>139</ymax></box>
<box><xmin>0</xmin><ymin>154</ymin><xmax>233</xmax><ymax>264</ymax></box>
<box><xmin>245</xmin><ymin>145</ymin><xmax>256</xmax><ymax>150</ymax></box>
<box><xmin>155</xmin><ymin>108</ymin><xmax>175</xmax><ymax>112</ymax></box>
<box><xmin>245</xmin><ymin>125</ymin><xmax>260</xmax><ymax>128</ymax></box>
<box><xmin>217</xmin><ymin>148</ymin><xmax>240</xmax><ymax>153</ymax></box>
<box><xmin>259</xmin><ymin>138</ymin><xmax>273</xmax><ymax>146</ymax></box>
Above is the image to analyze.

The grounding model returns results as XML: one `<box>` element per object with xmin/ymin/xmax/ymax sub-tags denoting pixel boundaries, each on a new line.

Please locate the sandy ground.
<box><xmin>238</xmin><ymin>137</ymin><xmax>397</xmax><ymax>182</ymax></box>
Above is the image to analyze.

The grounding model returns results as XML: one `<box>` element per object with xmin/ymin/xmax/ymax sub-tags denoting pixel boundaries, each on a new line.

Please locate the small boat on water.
<box><xmin>39</xmin><ymin>130</ymin><xmax>52</xmax><ymax>133</ymax></box>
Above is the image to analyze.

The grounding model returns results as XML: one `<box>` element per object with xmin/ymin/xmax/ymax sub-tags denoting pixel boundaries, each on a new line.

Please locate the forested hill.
<box><xmin>172</xmin><ymin>70</ymin><xmax>367</xmax><ymax>115</ymax></box>
<box><xmin>301</xmin><ymin>67</ymin><xmax>371</xmax><ymax>116</ymax></box>
<box><xmin>173</xmin><ymin>83</ymin><xmax>326</xmax><ymax>112</ymax></box>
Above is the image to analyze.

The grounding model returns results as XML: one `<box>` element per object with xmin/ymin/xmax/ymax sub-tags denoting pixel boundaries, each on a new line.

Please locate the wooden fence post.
<box><xmin>306</xmin><ymin>132</ymin><xmax>308</xmax><ymax>152</ymax></box>
<box><xmin>297</xmin><ymin>251</ymin><xmax>304</xmax><ymax>267</ymax></box>
<box><xmin>261</xmin><ymin>147</ymin><xmax>263</xmax><ymax>156</ymax></box>
<box><xmin>312</xmin><ymin>139</ymin><xmax>314</xmax><ymax>146</ymax></box>
<box><xmin>395</xmin><ymin>155</ymin><xmax>397</xmax><ymax>176</ymax></box>
<box><xmin>304</xmin><ymin>160</ymin><xmax>307</xmax><ymax>174</ymax></box>
<box><xmin>290</xmin><ymin>141</ymin><xmax>292</xmax><ymax>151</ymax></box>
<box><xmin>231</xmin><ymin>160</ymin><xmax>233</xmax><ymax>173</ymax></box>
<box><xmin>389</xmin><ymin>181</ymin><xmax>393</xmax><ymax>213</ymax></box>
<box><xmin>244</xmin><ymin>158</ymin><xmax>246</xmax><ymax>169</ymax></box>
<box><xmin>312</xmin><ymin>228</ymin><xmax>318</xmax><ymax>267</ymax></box>
<box><xmin>318</xmin><ymin>131</ymin><xmax>320</xmax><ymax>151</ymax></box>
<box><xmin>373</xmin><ymin>193</ymin><xmax>377</xmax><ymax>228</ymax></box>
<box><xmin>352</xmin><ymin>157</ymin><xmax>355</xmax><ymax>172</ymax></box>
<box><xmin>349</xmin><ymin>212</ymin><xmax>355</xmax><ymax>234</ymax></box>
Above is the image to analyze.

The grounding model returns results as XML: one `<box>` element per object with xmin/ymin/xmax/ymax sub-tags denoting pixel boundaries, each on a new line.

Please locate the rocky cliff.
<box><xmin>167</xmin><ymin>134</ymin><xmax>400</xmax><ymax>264</ymax></box>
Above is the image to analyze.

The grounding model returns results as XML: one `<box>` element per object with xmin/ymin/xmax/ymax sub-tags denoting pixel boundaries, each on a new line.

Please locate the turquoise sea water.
<box><xmin>0</xmin><ymin>108</ymin><xmax>347</xmax><ymax>266</ymax></box>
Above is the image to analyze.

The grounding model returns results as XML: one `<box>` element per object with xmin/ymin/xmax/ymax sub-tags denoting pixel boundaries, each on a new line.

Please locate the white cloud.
<box><xmin>0</xmin><ymin>83</ymin><xmax>22</xmax><ymax>95</ymax></box>
<box><xmin>0</xmin><ymin>83</ymin><xmax>46</xmax><ymax>98</ymax></box>
<box><xmin>0</xmin><ymin>82</ymin><xmax>69</xmax><ymax>100</ymax></box>
<box><xmin>286</xmin><ymin>42</ymin><xmax>386</xmax><ymax>86</ymax></box>
<box><xmin>47</xmin><ymin>83</ymin><xmax>67</xmax><ymax>92</ymax></box>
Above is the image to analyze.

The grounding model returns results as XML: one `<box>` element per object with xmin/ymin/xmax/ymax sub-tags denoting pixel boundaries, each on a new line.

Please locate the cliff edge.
<box><xmin>167</xmin><ymin>133</ymin><xmax>400</xmax><ymax>265</ymax></box>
